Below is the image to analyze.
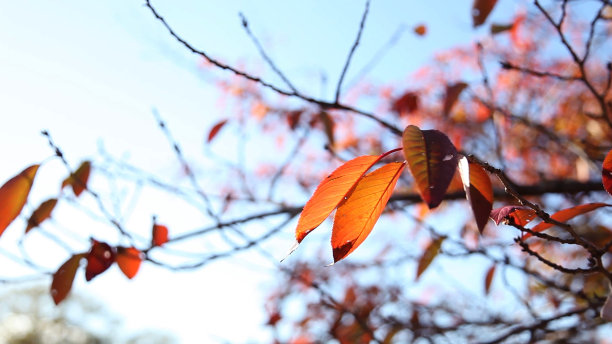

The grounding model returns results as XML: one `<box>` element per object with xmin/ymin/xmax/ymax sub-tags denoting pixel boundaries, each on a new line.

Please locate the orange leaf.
<box><xmin>207</xmin><ymin>119</ymin><xmax>228</xmax><ymax>143</ymax></box>
<box><xmin>116</xmin><ymin>246</ymin><xmax>142</xmax><ymax>279</ymax></box>
<box><xmin>402</xmin><ymin>125</ymin><xmax>458</xmax><ymax>208</ymax></box>
<box><xmin>0</xmin><ymin>164</ymin><xmax>39</xmax><ymax>237</ymax></box>
<box><xmin>484</xmin><ymin>264</ymin><xmax>496</xmax><ymax>295</ymax></box>
<box><xmin>295</xmin><ymin>155</ymin><xmax>383</xmax><ymax>243</ymax></box>
<box><xmin>152</xmin><ymin>223</ymin><xmax>169</xmax><ymax>246</ymax></box>
<box><xmin>472</xmin><ymin>0</ymin><xmax>498</xmax><ymax>27</ymax></box>
<box><xmin>458</xmin><ymin>157</ymin><xmax>493</xmax><ymax>233</ymax></box>
<box><xmin>85</xmin><ymin>240</ymin><xmax>115</xmax><ymax>281</ymax></box>
<box><xmin>62</xmin><ymin>161</ymin><xmax>91</xmax><ymax>197</ymax></box>
<box><xmin>602</xmin><ymin>148</ymin><xmax>612</xmax><ymax>196</ymax></box>
<box><xmin>416</xmin><ymin>237</ymin><xmax>445</xmax><ymax>280</ymax></box>
<box><xmin>527</xmin><ymin>203</ymin><xmax>611</xmax><ymax>238</ymax></box>
<box><xmin>25</xmin><ymin>198</ymin><xmax>58</xmax><ymax>233</ymax></box>
<box><xmin>51</xmin><ymin>253</ymin><xmax>86</xmax><ymax>305</ymax></box>
<box><xmin>413</xmin><ymin>24</ymin><xmax>427</xmax><ymax>36</ymax></box>
<box><xmin>331</xmin><ymin>162</ymin><xmax>406</xmax><ymax>262</ymax></box>
<box><xmin>443</xmin><ymin>82</ymin><xmax>468</xmax><ymax>116</ymax></box>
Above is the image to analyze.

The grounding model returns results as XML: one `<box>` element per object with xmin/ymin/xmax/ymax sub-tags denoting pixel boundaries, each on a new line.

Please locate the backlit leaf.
<box><xmin>528</xmin><ymin>203</ymin><xmax>611</xmax><ymax>237</ymax></box>
<box><xmin>472</xmin><ymin>0</ymin><xmax>498</xmax><ymax>27</ymax></box>
<box><xmin>416</xmin><ymin>237</ymin><xmax>445</xmax><ymax>280</ymax></box>
<box><xmin>62</xmin><ymin>161</ymin><xmax>91</xmax><ymax>197</ymax></box>
<box><xmin>331</xmin><ymin>162</ymin><xmax>406</xmax><ymax>262</ymax></box>
<box><xmin>602</xmin><ymin>148</ymin><xmax>612</xmax><ymax>196</ymax></box>
<box><xmin>484</xmin><ymin>264</ymin><xmax>496</xmax><ymax>295</ymax></box>
<box><xmin>392</xmin><ymin>92</ymin><xmax>419</xmax><ymax>117</ymax></box>
<box><xmin>51</xmin><ymin>253</ymin><xmax>86</xmax><ymax>305</ymax></box>
<box><xmin>443</xmin><ymin>82</ymin><xmax>468</xmax><ymax>116</ymax></box>
<box><xmin>25</xmin><ymin>198</ymin><xmax>58</xmax><ymax>233</ymax></box>
<box><xmin>0</xmin><ymin>164</ymin><xmax>39</xmax><ymax>237</ymax></box>
<box><xmin>116</xmin><ymin>246</ymin><xmax>142</xmax><ymax>279</ymax></box>
<box><xmin>490</xmin><ymin>206</ymin><xmax>536</xmax><ymax>226</ymax></box>
<box><xmin>402</xmin><ymin>125</ymin><xmax>458</xmax><ymax>208</ymax></box>
<box><xmin>458</xmin><ymin>157</ymin><xmax>493</xmax><ymax>233</ymax></box>
<box><xmin>152</xmin><ymin>223</ymin><xmax>169</xmax><ymax>246</ymax></box>
<box><xmin>85</xmin><ymin>240</ymin><xmax>115</xmax><ymax>281</ymax></box>
<box><xmin>207</xmin><ymin>119</ymin><xmax>228</xmax><ymax>143</ymax></box>
<box><xmin>295</xmin><ymin>155</ymin><xmax>383</xmax><ymax>243</ymax></box>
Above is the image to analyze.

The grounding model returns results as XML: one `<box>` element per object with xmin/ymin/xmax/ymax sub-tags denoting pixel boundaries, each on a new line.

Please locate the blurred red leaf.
<box><xmin>116</xmin><ymin>246</ymin><xmax>142</xmax><ymax>279</ymax></box>
<box><xmin>62</xmin><ymin>161</ymin><xmax>91</xmax><ymax>197</ymax></box>
<box><xmin>490</xmin><ymin>206</ymin><xmax>536</xmax><ymax>226</ymax></box>
<box><xmin>85</xmin><ymin>240</ymin><xmax>115</xmax><ymax>281</ymax></box>
<box><xmin>416</xmin><ymin>237</ymin><xmax>445</xmax><ymax>280</ymax></box>
<box><xmin>0</xmin><ymin>164</ymin><xmax>39</xmax><ymax>237</ymax></box>
<box><xmin>402</xmin><ymin>125</ymin><xmax>458</xmax><ymax>208</ymax></box>
<box><xmin>413</xmin><ymin>24</ymin><xmax>427</xmax><ymax>36</ymax></box>
<box><xmin>331</xmin><ymin>162</ymin><xmax>406</xmax><ymax>262</ymax></box>
<box><xmin>392</xmin><ymin>92</ymin><xmax>419</xmax><ymax>117</ymax></box>
<box><xmin>527</xmin><ymin>203</ymin><xmax>611</xmax><ymax>238</ymax></box>
<box><xmin>152</xmin><ymin>223</ymin><xmax>169</xmax><ymax>246</ymax></box>
<box><xmin>207</xmin><ymin>119</ymin><xmax>228</xmax><ymax>143</ymax></box>
<box><xmin>25</xmin><ymin>198</ymin><xmax>58</xmax><ymax>233</ymax></box>
<box><xmin>602</xmin><ymin>148</ymin><xmax>612</xmax><ymax>196</ymax></box>
<box><xmin>484</xmin><ymin>264</ymin><xmax>496</xmax><ymax>295</ymax></box>
<box><xmin>472</xmin><ymin>0</ymin><xmax>498</xmax><ymax>27</ymax></box>
<box><xmin>286</xmin><ymin>110</ymin><xmax>303</xmax><ymax>131</ymax></box>
<box><xmin>458</xmin><ymin>158</ymin><xmax>493</xmax><ymax>233</ymax></box>
<box><xmin>443</xmin><ymin>82</ymin><xmax>468</xmax><ymax>116</ymax></box>
<box><xmin>51</xmin><ymin>253</ymin><xmax>86</xmax><ymax>305</ymax></box>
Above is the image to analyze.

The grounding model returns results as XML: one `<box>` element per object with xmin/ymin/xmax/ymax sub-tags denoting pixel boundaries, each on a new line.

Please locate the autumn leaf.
<box><xmin>25</xmin><ymin>198</ymin><xmax>58</xmax><ymax>233</ymax></box>
<box><xmin>472</xmin><ymin>0</ymin><xmax>498</xmax><ymax>27</ymax></box>
<box><xmin>443</xmin><ymin>82</ymin><xmax>468</xmax><ymax>116</ymax></box>
<box><xmin>416</xmin><ymin>237</ymin><xmax>445</xmax><ymax>280</ymax></box>
<box><xmin>413</xmin><ymin>24</ymin><xmax>427</xmax><ymax>36</ymax></box>
<box><xmin>116</xmin><ymin>246</ymin><xmax>142</xmax><ymax>279</ymax></box>
<box><xmin>484</xmin><ymin>264</ymin><xmax>496</xmax><ymax>295</ymax></box>
<box><xmin>392</xmin><ymin>92</ymin><xmax>419</xmax><ymax>117</ymax></box>
<box><xmin>152</xmin><ymin>223</ymin><xmax>169</xmax><ymax>246</ymax></box>
<box><xmin>319</xmin><ymin>111</ymin><xmax>335</xmax><ymax>147</ymax></box>
<box><xmin>286</xmin><ymin>110</ymin><xmax>303</xmax><ymax>131</ymax></box>
<box><xmin>402</xmin><ymin>125</ymin><xmax>458</xmax><ymax>208</ymax></box>
<box><xmin>331</xmin><ymin>162</ymin><xmax>406</xmax><ymax>262</ymax></box>
<box><xmin>0</xmin><ymin>164</ymin><xmax>39</xmax><ymax>237</ymax></box>
<box><xmin>85</xmin><ymin>240</ymin><xmax>115</xmax><ymax>281</ymax></box>
<box><xmin>62</xmin><ymin>161</ymin><xmax>91</xmax><ymax>197</ymax></box>
<box><xmin>490</xmin><ymin>206</ymin><xmax>536</xmax><ymax>226</ymax></box>
<box><xmin>602</xmin><ymin>148</ymin><xmax>612</xmax><ymax>196</ymax></box>
<box><xmin>527</xmin><ymin>203</ymin><xmax>611</xmax><ymax>238</ymax></box>
<box><xmin>295</xmin><ymin>155</ymin><xmax>384</xmax><ymax>243</ymax></box>
<box><xmin>490</xmin><ymin>23</ymin><xmax>513</xmax><ymax>35</ymax></box>
<box><xmin>458</xmin><ymin>157</ymin><xmax>493</xmax><ymax>233</ymax></box>
<box><xmin>51</xmin><ymin>253</ymin><xmax>86</xmax><ymax>305</ymax></box>
<box><xmin>207</xmin><ymin>119</ymin><xmax>228</xmax><ymax>143</ymax></box>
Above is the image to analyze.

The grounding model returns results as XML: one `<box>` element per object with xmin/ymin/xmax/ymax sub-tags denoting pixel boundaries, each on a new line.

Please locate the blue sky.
<box><xmin>0</xmin><ymin>1</ymin><xmax>520</xmax><ymax>342</ymax></box>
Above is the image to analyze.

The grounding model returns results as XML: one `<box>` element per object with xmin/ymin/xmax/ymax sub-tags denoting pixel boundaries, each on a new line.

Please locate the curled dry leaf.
<box><xmin>0</xmin><ymin>164</ymin><xmax>39</xmax><ymax>237</ymax></box>
<box><xmin>62</xmin><ymin>161</ymin><xmax>91</xmax><ymax>197</ymax></box>
<box><xmin>116</xmin><ymin>246</ymin><xmax>142</xmax><ymax>279</ymax></box>
<box><xmin>51</xmin><ymin>253</ymin><xmax>86</xmax><ymax>305</ymax></box>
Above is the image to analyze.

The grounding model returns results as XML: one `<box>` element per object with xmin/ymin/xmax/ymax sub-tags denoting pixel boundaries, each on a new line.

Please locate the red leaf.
<box><xmin>416</xmin><ymin>237</ymin><xmax>445</xmax><ymax>280</ymax></box>
<box><xmin>527</xmin><ymin>203</ymin><xmax>611</xmax><ymax>238</ymax></box>
<box><xmin>602</xmin><ymin>148</ymin><xmax>612</xmax><ymax>196</ymax></box>
<box><xmin>490</xmin><ymin>206</ymin><xmax>536</xmax><ymax>226</ymax></box>
<box><xmin>295</xmin><ymin>155</ymin><xmax>383</xmax><ymax>243</ymax></box>
<box><xmin>116</xmin><ymin>246</ymin><xmax>142</xmax><ymax>279</ymax></box>
<box><xmin>402</xmin><ymin>125</ymin><xmax>458</xmax><ymax>208</ymax></box>
<box><xmin>443</xmin><ymin>82</ymin><xmax>468</xmax><ymax>116</ymax></box>
<box><xmin>458</xmin><ymin>158</ymin><xmax>493</xmax><ymax>233</ymax></box>
<box><xmin>286</xmin><ymin>110</ymin><xmax>303</xmax><ymax>131</ymax></box>
<box><xmin>51</xmin><ymin>253</ymin><xmax>86</xmax><ymax>305</ymax></box>
<box><xmin>62</xmin><ymin>161</ymin><xmax>91</xmax><ymax>197</ymax></box>
<box><xmin>413</xmin><ymin>24</ymin><xmax>427</xmax><ymax>36</ymax></box>
<box><xmin>207</xmin><ymin>119</ymin><xmax>228</xmax><ymax>143</ymax></box>
<box><xmin>25</xmin><ymin>198</ymin><xmax>58</xmax><ymax>233</ymax></box>
<box><xmin>152</xmin><ymin>223</ymin><xmax>169</xmax><ymax>246</ymax></box>
<box><xmin>85</xmin><ymin>240</ymin><xmax>115</xmax><ymax>281</ymax></box>
<box><xmin>0</xmin><ymin>164</ymin><xmax>39</xmax><ymax>237</ymax></box>
<box><xmin>331</xmin><ymin>162</ymin><xmax>406</xmax><ymax>262</ymax></box>
<box><xmin>484</xmin><ymin>264</ymin><xmax>496</xmax><ymax>295</ymax></box>
<box><xmin>472</xmin><ymin>0</ymin><xmax>498</xmax><ymax>27</ymax></box>
<box><xmin>392</xmin><ymin>92</ymin><xmax>419</xmax><ymax>117</ymax></box>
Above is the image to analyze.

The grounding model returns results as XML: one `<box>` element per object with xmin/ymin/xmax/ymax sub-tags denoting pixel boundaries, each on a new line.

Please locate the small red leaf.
<box><xmin>484</xmin><ymin>264</ymin><xmax>496</xmax><ymax>295</ymax></box>
<box><xmin>0</xmin><ymin>164</ymin><xmax>39</xmax><ymax>237</ymax></box>
<box><xmin>331</xmin><ymin>162</ymin><xmax>406</xmax><ymax>262</ymax></box>
<box><xmin>402</xmin><ymin>125</ymin><xmax>458</xmax><ymax>208</ymax></box>
<box><xmin>490</xmin><ymin>206</ymin><xmax>536</xmax><ymax>226</ymax></box>
<box><xmin>85</xmin><ymin>240</ymin><xmax>115</xmax><ymax>281</ymax></box>
<box><xmin>472</xmin><ymin>0</ymin><xmax>498</xmax><ymax>27</ymax></box>
<box><xmin>443</xmin><ymin>82</ymin><xmax>468</xmax><ymax>116</ymax></box>
<box><xmin>152</xmin><ymin>223</ymin><xmax>169</xmax><ymax>246</ymax></box>
<box><xmin>286</xmin><ymin>110</ymin><xmax>303</xmax><ymax>131</ymax></box>
<box><xmin>62</xmin><ymin>161</ymin><xmax>91</xmax><ymax>197</ymax></box>
<box><xmin>602</xmin><ymin>148</ymin><xmax>612</xmax><ymax>196</ymax></box>
<box><xmin>416</xmin><ymin>237</ymin><xmax>445</xmax><ymax>280</ymax></box>
<box><xmin>26</xmin><ymin>198</ymin><xmax>58</xmax><ymax>233</ymax></box>
<box><xmin>458</xmin><ymin>158</ymin><xmax>493</xmax><ymax>233</ymax></box>
<box><xmin>392</xmin><ymin>92</ymin><xmax>419</xmax><ymax>117</ymax></box>
<box><xmin>207</xmin><ymin>119</ymin><xmax>228</xmax><ymax>143</ymax></box>
<box><xmin>527</xmin><ymin>203</ymin><xmax>611</xmax><ymax>238</ymax></box>
<box><xmin>51</xmin><ymin>253</ymin><xmax>86</xmax><ymax>305</ymax></box>
<box><xmin>116</xmin><ymin>246</ymin><xmax>142</xmax><ymax>279</ymax></box>
<box><xmin>413</xmin><ymin>24</ymin><xmax>427</xmax><ymax>36</ymax></box>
